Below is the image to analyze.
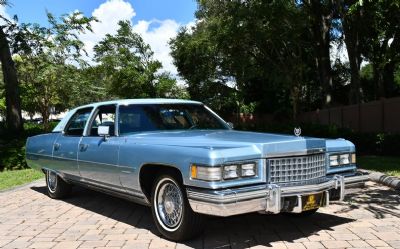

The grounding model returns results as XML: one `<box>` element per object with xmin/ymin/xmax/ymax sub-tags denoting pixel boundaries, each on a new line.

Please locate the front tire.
<box><xmin>151</xmin><ymin>174</ymin><xmax>204</xmax><ymax>241</ymax></box>
<box><xmin>45</xmin><ymin>170</ymin><xmax>71</xmax><ymax>199</ymax></box>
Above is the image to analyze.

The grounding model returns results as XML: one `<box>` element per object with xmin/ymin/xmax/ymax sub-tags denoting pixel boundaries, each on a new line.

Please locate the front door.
<box><xmin>78</xmin><ymin>105</ymin><xmax>122</xmax><ymax>191</ymax></box>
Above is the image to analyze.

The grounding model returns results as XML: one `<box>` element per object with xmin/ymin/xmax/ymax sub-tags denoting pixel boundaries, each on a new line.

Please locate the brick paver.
<box><xmin>0</xmin><ymin>180</ymin><xmax>399</xmax><ymax>248</ymax></box>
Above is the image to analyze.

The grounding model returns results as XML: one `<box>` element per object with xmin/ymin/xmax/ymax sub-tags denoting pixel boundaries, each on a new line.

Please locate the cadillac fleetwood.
<box><xmin>26</xmin><ymin>99</ymin><xmax>368</xmax><ymax>241</ymax></box>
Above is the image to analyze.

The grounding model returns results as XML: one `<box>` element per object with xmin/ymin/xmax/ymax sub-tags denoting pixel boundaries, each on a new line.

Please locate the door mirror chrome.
<box><xmin>98</xmin><ymin>125</ymin><xmax>110</xmax><ymax>139</ymax></box>
<box><xmin>227</xmin><ymin>122</ymin><xmax>234</xmax><ymax>129</ymax></box>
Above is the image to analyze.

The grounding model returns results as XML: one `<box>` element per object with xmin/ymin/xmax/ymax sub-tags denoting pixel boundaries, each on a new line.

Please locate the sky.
<box><xmin>0</xmin><ymin>0</ymin><xmax>198</xmax><ymax>76</ymax></box>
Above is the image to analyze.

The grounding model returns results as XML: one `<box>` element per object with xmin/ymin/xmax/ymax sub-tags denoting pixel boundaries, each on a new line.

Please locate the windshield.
<box><xmin>118</xmin><ymin>104</ymin><xmax>229</xmax><ymax>135</ymax></box>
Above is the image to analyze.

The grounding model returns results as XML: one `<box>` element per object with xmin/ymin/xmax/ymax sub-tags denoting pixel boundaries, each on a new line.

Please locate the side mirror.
<box><xmin>227</xmin><ymin>122</ymin><xmax>234</xmax><ymax>129</ymax></box>
<box><xmin>98</xmin><ymin>125</ymin><xmax>110</xmax><ymax>139</ymax></box>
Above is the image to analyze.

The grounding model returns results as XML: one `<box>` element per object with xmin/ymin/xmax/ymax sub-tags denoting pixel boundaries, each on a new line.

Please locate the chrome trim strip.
<box><xmin>344</xmin><ymin>174</ymin><xmax>369</xmax><ymax>184</ymax></box>
<box><xmin>186</xmin><ymin>174</ymin><xmax>367</xmax><ymax>217</ymax></box>
<box><xmin>265</xmin><ymin>148</ymin><xmax>326</xmax><ymax>158</ymax></box>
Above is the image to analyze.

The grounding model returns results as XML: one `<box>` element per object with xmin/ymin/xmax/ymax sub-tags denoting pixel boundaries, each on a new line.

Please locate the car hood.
<box><xmin>125</xmin><ymin>130</ymin><xmax>326</xmax><ymax>158</ymax></box>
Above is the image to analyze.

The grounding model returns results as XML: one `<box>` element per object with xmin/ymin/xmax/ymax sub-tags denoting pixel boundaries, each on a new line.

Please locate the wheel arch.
<box><xmin>139</xmin><ymin>163</ymin><xmax>184</xmax><ymax>202</ymax></box>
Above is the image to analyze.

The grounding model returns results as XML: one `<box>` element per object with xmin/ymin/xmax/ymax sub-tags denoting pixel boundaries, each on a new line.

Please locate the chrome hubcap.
<box><xmin>156</xmin><ymin>180</ymin><xmax>183</xmax><ymax>229</ymax></box>
<box><xmin>47</xmin><ymin>171</ymin><xmax>57</xmax><ymax>192</ymax></box>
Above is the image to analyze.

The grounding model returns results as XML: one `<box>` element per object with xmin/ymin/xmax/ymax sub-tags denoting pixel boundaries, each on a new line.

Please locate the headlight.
<box><xmin>340</xmin><ymin>154</ymin><xmax>350</xmax><ymax>165</ymax></box>
<box><xmin>191</xmin><ymin>162</ymin><xmax>257</xmax><ymax>181</ymax></box>
<box><xmin>241</xmin><ymin>163</ymin><xmax>256</xmax><ymax>177</ymax></box>
<box><xmin>329</xmin><ymin>155</ymin><xmax>339</xmax><ymax>166</ymax></box>
<box><xmin>329</xmin><ymin>153</ymin><xmax>356</xmax><ymax>167</ymax></box>
<box><xmin>191</xmin><ymin>165</ymin><xmax>221</xmax><ymax>181</ymax></box>
<box><xmin>223</xmin><ymin>165</ymin><xmax>238</xmax><ymax>179</ymax></box>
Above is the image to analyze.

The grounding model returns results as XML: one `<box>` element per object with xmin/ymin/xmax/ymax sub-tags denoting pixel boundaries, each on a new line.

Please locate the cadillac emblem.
<box><xmin>294</xmin><ymin>127</ymin><xmax>301</xmax><ymax>137</ymax></box>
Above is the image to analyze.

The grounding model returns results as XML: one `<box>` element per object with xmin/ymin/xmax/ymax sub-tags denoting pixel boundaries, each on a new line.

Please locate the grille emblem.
<box><xmin>294</xmin><ymin>127</ymin><xmax>301</xmax><ymax>137</ymax></box>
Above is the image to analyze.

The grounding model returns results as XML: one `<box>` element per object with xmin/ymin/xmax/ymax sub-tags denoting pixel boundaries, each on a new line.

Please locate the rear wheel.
<box><xmin>45</xmin><ymin>170</ymin><xmax>71</xmax><ymax>199</ymax></box>
<box><xmin>151</xmin><ymin>174</ymin><xmax>204</xmax><ymax>241</ymax></box>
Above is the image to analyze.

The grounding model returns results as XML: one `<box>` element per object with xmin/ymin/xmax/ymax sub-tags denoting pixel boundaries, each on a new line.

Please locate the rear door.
<box><xmin>52</xmin><ymin>107</ymin><xmax>93</xmax><ymax>178</ymax></box>
<box><xmin>78</xmin><ymin>104</ymin><xmax>122</xmax><ymax>191</ymax></box>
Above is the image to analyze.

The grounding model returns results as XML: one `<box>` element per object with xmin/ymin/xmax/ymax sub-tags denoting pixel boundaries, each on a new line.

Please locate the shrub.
<box><xmin>0</xmin><ymin>121</ymin><xmax>58</xmax><ymax>171</ymax></box>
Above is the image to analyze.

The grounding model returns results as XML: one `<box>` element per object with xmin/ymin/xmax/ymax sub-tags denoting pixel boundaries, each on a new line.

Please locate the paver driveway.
<box><xmin>0</xmin><ymin>180</ymin><xmax>399</xmax><ymax>249</ymax></box>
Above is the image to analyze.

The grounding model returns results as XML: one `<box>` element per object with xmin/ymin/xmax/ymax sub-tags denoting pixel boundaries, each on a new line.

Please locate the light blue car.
<box><xmin>26</xmin><ymin>99</ymin><xmax>368</xmax><ymax>241</ymax></box>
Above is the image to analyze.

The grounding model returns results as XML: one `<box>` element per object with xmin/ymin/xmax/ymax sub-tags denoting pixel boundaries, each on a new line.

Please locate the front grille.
<box><xmin>268</xmin><ymin>154</ymin><xmax>326</xmax><ymax>183</ymax></box>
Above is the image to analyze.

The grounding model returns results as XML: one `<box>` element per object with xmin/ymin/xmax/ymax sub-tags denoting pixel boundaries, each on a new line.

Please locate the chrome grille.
<box><xmin>268</xmin><ymin>154</ymin><xmax>326</xmax><ymax>183</ymax></box>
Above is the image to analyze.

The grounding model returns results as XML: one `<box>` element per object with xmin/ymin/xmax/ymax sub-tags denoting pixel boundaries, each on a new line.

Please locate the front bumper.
<box><xmin>187</xmin><ymin>173</ymin><xmax>369</xmax><ymax>217</ymax></box>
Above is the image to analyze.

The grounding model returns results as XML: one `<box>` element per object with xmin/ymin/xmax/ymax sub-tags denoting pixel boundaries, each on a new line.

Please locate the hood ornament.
<box><xmin>294</xmin><ymin>127</ymin><xmax>301</xmax><ymax>137</ymax></box>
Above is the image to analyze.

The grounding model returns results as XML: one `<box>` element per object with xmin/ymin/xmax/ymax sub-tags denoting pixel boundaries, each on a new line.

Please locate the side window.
<box><xmin>64</xmin><ymin>108</ymin><xmax>93</xmax><ymax>136</ymax></box>
<box><xmin>119</xmin><ymin>105</ymin><xmax>158</xmax><ymax>135</ymax></box>
<box><xmin>88</xmin><ymin>105</ymin><xmax>116</xmax><ymax>136</ymax></box>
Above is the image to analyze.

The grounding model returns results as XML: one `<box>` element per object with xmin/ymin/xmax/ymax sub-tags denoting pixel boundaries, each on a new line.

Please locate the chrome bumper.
<box><xmin>187</xmin><ymin>173</ymin><xmax>369</xmax><ymax>217</ymax></box>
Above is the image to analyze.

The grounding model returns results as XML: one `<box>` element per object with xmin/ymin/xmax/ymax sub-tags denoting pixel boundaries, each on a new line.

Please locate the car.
<box><xmin>26</xmin><ymin>99</ymin><xmax>369</xmax><ymax>241</ymax></box>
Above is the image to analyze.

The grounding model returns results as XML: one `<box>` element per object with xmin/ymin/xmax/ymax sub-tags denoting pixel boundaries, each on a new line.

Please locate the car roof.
<box><xmin>77</xmin><ymin>98</ymin><xmax>202</xmax><ymax>109</ymax></box>
<box><xmin>52</xmin><ymin>99</ymin><xmax>203</xmax><ymax>133</ymax></box>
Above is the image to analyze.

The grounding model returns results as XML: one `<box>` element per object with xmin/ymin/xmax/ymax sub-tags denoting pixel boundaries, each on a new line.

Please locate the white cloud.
<box><xmin>132</xmin><ymin>19</ymin><xmax>180</xmax><ymax>75</ymax></box>
<box><xmin>79</xmin><ymin>0</ymin><xmax>191</xmax><ymax>77</ymax></box>
<box><xmin>79</xmin><ymin>0</ymin><xmax>136</xmax><ymax>59</ymax></box>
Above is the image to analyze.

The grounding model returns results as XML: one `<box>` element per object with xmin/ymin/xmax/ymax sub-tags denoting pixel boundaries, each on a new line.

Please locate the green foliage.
<box><xmin>171</xmin><ymin>0</ymin><xmax>320</xmax><ymax>116</ymax></box>
<box><xmin>0</xmin><ymin>97</ymin><xmax>5</xmax><ymax>120</ymax></box>
<box><xmin>0</xmin><ymin>122</ymin><xmax>57</xmax><ymax>171</ymax></box>
<box><xmin>357</xmin><ymin>156</ymin><xmax>400</xmax><ymax>177</ymax></box>
<box><xmin>13</xmin><ymin>12</ymin><xmax>97</xmax><ymax>127</ymax></box>
<box><xmin>0</xmin><ymin>139</ymin><xmax>26</xmax><ymax>170</ymax></box>
<box><xmin>93</xmin><ymin>21</ymin><xmax>183</xmax><ymax>99</ymax></box>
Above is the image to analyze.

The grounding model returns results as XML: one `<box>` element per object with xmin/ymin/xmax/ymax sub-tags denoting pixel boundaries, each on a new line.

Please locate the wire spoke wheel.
<box><xmin>151</xmin><ymin>174</ymin><xmax>205</xmax><ymax>241</ymax></box>
<box><xmin>156</xmin><ymin>180</ymin><xmax>183</xmax><ymax>230</ymax></box>
<box><xmin>47</xmin><ymin>171</ymin><xmax>58</xmax><ymax>193</ymax></box>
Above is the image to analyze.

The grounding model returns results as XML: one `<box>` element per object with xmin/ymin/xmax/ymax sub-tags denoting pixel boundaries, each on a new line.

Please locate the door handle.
<box><xmin>53</xmin><ymin>143</ymin><xmax>61</xmax><ymax>151</ymax></box>
<box><xmin>79</xmin><ymin>143</ymin><xmax>88</xmax><ymax>152</ymax></box>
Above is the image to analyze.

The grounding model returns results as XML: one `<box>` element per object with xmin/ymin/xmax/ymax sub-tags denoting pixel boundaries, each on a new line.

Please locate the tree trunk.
<box><xmin>342</xmin><ymin>14</ymin><xmax>362</xmax><ymax>104</ymax></box>
<box><xmin>383</xmin><ymin>61</ymin><xmax>395</xmax><ymax>98</ymax></box>
<box><xmin>41</xmin><ymin>109</ymin><xmax>50</xmax><ymax>131</ymax></box>
<box><xmin>0</xmin><ymin>27</ymin><xmax>23</xmax><ymax>134</ymax></box>
<box><xmin>373</xmin><ymin>62</ymin><xmax>385</xmax><ymax>99</ymax></box>
<box><xmin>308</xmin><ymin>0</ymin><xmax>333</xmax><ymax>106</ymax></box>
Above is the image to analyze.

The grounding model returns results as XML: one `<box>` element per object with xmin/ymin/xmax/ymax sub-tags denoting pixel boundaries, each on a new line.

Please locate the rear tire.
<box><xmin>151</xmin><ymin>174</ymin><xmax>204</xmax><ymax>241</ymax></box>
<box><xmin>45</xmin><ymin>170</ymin><xmax>71</xmax><ymax>199</ymax></box>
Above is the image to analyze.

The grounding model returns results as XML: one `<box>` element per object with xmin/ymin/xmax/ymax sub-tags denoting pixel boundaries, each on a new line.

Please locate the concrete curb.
<box><xmin>360</xmin><ymin>169</ymin><xmax>400</xmax><ymax>190</ymax></box>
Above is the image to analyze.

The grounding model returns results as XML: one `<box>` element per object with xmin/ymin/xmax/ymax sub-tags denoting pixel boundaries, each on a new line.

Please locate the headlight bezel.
<box><xmin>191</xmin><ymin>161</ymin><xmax>257</xmax><ymax>182</ymax></box>
<box><xmin>329</xmin><ymin>152</ymin><xmax>356</xmax><ymax>167</ymax></box>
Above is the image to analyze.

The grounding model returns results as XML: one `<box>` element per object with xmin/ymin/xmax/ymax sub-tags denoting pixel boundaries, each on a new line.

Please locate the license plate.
<box><xmin>302</xmin><ymin>193</ymin><xmax>322</xmax><ymax>211</ymax></box>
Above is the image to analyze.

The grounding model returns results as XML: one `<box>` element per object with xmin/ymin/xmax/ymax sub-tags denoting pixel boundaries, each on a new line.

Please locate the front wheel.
<box><xmin>45</xmin><ymin>170</ymin><xmax>71</xmax><ymax>199</ymax></box>
<box><xmin>151</xmin><ymin>174</ymin><xmax>204</xmax><ymax>241</ymax></box>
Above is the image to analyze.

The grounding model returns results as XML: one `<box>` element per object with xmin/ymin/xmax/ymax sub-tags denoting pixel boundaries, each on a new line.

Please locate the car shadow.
<box><xmin>31</xmin><ymin>185</ymin><xmax>357</xmax><ymax>248</ymax></box>
<box><xmin>330</xmin><ymin>183</ymin><xmax>400</xmax><ymax>219</ymax></box>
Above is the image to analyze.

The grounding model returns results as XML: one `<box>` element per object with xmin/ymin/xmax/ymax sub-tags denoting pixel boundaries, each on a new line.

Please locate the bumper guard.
<box><xmin>187</xmin><ymin>173</ymin><xmax>369</xmax><ymax>217</ymax></box>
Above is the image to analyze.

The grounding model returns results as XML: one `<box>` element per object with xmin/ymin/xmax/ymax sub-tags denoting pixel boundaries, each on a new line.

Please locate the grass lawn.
<box><xmin>0</xmin><ymin>169</ymin><xmax>44</xmax><ymax>191</ymax></box>
<box><xmin>358</xmin><ymin>156</ymin><xmax>400</xmax><ymax>177</ymax></box>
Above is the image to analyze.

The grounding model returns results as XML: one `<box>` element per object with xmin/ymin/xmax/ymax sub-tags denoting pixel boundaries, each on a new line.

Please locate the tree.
<box><xmin>171</xmin><ymin>0</ymin><xmax>318</xmax><ymax>119</ymax></box>
<box><xmin>94</xmin><ymin>20</ymin><xmax>181</xmax><ymax>99</ymax></box>
<box><xmin>0</xmin><ymin>0</ymin><xmax>23</xmax><ymax>134</ymax></box>
<box><xmin>299</xmin><ymin>0</ymin><xmax>336</xmax><ymax>106</ymax></box>
<box><xmin>14</xmin><ymin>12</ymin><xmax>96</xmax><ymax>128</ymax></box>
<box><xmin>334</xmin><ymin>0</ymin><xmax>364</xmax><ymax>104</ymax></box>
<box><xmin>355</xmin><ymin>0</ymin><xmax>400</xmax><ymax>99</ymax></box>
